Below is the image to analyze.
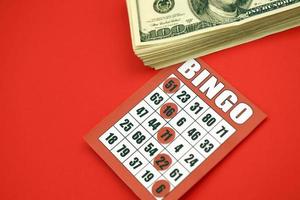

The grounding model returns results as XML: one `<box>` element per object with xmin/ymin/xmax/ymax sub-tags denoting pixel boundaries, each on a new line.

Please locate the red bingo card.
<box><xmin>85</xmin><ymin>59</ymin><xmax>266</xmax><ymax>200</ymax></box>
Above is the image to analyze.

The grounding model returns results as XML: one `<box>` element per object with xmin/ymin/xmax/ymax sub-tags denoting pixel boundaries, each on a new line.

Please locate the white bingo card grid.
<box><xmin>85</xmin><ymin>59</ymin><xmax>266</xmax><ymax>200</ymax></box>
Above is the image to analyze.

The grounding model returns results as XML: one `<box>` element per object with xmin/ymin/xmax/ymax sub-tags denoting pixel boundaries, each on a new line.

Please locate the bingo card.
<box><xmin>85</xmin><ymin>59</ymin><xmax>266</xmax><ymax>200</ymax></box>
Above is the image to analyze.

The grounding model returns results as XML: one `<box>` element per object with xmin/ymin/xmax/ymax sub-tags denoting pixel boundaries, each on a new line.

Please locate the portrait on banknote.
<box><xmin>189</xmin><ymin>0</ymin><xmax>252</xmax><ymax>24</ymax></box>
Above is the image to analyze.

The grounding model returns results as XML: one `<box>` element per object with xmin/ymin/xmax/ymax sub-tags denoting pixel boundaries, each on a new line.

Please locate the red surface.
<box><xmin>0</xmin><ymin>1</ymin><xmax>299</xmax><ymax>200</ymax></box>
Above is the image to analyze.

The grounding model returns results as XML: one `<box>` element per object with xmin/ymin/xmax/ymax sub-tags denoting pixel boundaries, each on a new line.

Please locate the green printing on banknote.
<box><xmin>136</xmin><ymin>0</ymin><xmax>300</xmax><ymax>42</ymax></box>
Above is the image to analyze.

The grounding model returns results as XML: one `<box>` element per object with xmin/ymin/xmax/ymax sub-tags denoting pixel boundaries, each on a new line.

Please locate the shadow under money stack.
<box><xmin>126</xmin><ymin>0</ymin><xmax>300</xmax><ymax>69</ymax></box>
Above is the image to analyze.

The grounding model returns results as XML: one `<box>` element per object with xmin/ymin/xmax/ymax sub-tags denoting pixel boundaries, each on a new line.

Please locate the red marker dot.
<box><xmin>152</xmin><ymin>180</ymin><xmax>171</xmax><ymax>198</ymax></box>
<box><xmin>153</xmin><ymin>153</ymin><xmax>172</xmax><ymax>171</ymax></box>
<box><xmin>157</xmin><ymin>127</ymin><xmax>175</xmax><ymax>144</ymax></box>
<box><xmin>163</xmin><ymin>77</ymin><xmax>180</xmax><ymax>94</ymax></box>
<box><xmin>160</xmin><ymin>102</ymin><xmax>178</xmax><ymax>119</ymax></box>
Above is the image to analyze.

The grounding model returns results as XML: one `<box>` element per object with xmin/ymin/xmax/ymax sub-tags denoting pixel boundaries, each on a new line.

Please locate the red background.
<box><xmin>0</xmin><ymin>1</ymin><xmax>299</xmax><ymax>200</ymax></box>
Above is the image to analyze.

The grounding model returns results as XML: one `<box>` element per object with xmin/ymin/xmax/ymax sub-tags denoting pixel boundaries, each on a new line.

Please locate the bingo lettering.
<box><xmin>178</xmin><ymin>59</ymin><xmax>253</xmax><ymax>125</ymax></box>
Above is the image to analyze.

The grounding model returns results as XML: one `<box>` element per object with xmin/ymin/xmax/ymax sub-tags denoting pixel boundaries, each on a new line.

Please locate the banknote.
<box><xmin>129</xmin><ymin>0</ymin><xmax>300</xmax><ymax>45</ymax></box>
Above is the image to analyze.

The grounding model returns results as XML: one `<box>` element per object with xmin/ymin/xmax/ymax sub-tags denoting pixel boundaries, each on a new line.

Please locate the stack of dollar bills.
<box><xmin>126</xmin><ymin>0</ymin><xmax>300</xmax><ymax>69</ymax></box>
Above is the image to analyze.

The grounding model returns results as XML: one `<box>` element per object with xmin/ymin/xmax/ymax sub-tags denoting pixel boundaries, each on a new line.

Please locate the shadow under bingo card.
<box><xmin>85</xmin><ymin>59</ymin><xmax>266</xmax><ymax>200</ymax></box>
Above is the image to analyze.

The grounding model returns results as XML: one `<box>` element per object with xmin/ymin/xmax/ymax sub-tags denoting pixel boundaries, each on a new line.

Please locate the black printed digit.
<box><xmin>199</xmin><ymin>139</ymin><xmax>214</xmax><ymax>153</ymax></box>
<box><xmin>144</xmin><ymin>143</ymin><xmax>158</xmax><ymax>157</ymax></box>
<box><xmin>170</xmin><ymin>169</ymin><xmax>183</xmax><ymax>181</ymax></box>
<box><xmin>202</xmin><ymin>114</ymin><xmax>216</xmax><ymax>127</ymax></box>
<box><xmin>148</xmin><ymin>118</ymin><xmax>161</xmax><ymax>131</ymax></box>
<box><xmin>150</xmin><ymin>92</ymin><xmax>164</xmax><ymax>105</ymax></box>
<box><xmin>136</xmin><ymin>107</ymin><xmax>149</xmax><ymax>118</ymax></box>
<box><xmin>216</xmin><ymin>126</ymin><xmax>229</xmax><ymax>138</ymax></box>
<box><xmin>190</xmin><ymin>102</ymin><xmax>203</xmax><ymax>114</ymax></box>
<box><xmin>129</xmin><ymin>157</ymin><xmax>143</xmax><ymax>169</ymax></box>
<box><xmin>117</xmin><ymin>144</ymin><xmax>130</xmax><ymax>157</ymax></box>
<box><xmin>105</xmin><ymin>133</ymin><xmax>118</xmax><ymax>144</ymax></box>
<box><xmin>119</xmin><ymin>119</ymin><xmax>134</xmax><ymax>132</ymax></box>
<box><xmin>163</xmin><ymin>105</ymin><xmax>176</xmax><ymax>117</ymax></box>
<box><xmin>184</xmin><ymin>154</ymin><xmax>199</xmax><ymax>167</ymax></box>
<box><xmin>177</xmin><ymin>117</ymin><xmax>186</xmax><ymax>127</ymax></box>
<box><xmin>141</xmin><ymin>170</ymin><xmax>154</xmax><ymax>182</ymax></box>
<box><xmin>164</xmin><ymin>79</ymin><xmax>178</xmax><ymax>92</ymax></box>
<box><xmin>174</xmin><ymin>144</ymin><xmax>184</xmax><ymax>153</ymax></box>
<box><xmin>177</xmin><ymin>90</ymin><xmax>191</xmax><ymax>103</ymax></box>
<box><xmin>132</xmin><ymin>131</ymin><xmax>146</xmax><ymax>144</ymax></box>
<box><xmin>188</xmin><ymin>128</ymin><xmax>201</xmax><ymax>141</ymax></box>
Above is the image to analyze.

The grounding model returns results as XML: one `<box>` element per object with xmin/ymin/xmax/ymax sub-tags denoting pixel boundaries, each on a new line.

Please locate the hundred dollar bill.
<box><xmin>128</xmin><ymin>0</ymin><xmax>300</xmax><ymax>46</ymax></box>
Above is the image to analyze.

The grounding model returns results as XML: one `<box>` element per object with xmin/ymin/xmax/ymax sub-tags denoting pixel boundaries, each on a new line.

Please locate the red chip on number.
<box><xmin>163</xmin><ymin>77</ymin><xmax>180</xmax><ymax>94</ymax></box>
